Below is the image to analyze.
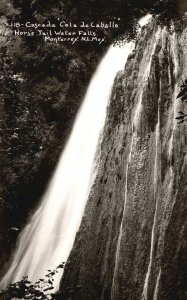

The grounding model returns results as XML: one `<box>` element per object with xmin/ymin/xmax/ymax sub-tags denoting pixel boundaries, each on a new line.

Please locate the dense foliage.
<box><xmin>0</xmin><ymin>263</ymin><xmax>65</xmax><ymax>299</ymax></box>
<box><xmin>7</xmin><ymin>0</ymin><xmax>186</xmax><ymax>44</ymax></box>
<box><xmin>175</xmin><ymin>80</ymin><xmax>187</xmax><ymax>124</ymax></box>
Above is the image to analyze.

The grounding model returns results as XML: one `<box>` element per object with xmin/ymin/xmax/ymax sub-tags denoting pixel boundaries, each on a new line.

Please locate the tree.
<box><xmin>0</xmin><ymin>263</ymin><xmax>65</xmax><ymax>300</ymax></box>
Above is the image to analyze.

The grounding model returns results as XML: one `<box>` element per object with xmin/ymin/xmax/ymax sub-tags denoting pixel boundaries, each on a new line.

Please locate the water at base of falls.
<box><xmin>0</xmin><ymin>42</ymin><xmax>134</xmax><ymax>294</ymax></box>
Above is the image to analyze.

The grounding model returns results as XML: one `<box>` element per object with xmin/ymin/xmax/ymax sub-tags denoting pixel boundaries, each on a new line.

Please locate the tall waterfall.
<box><xmin>0</xmin><ymin>43</ymin><xmax>134</xmax><ymax>292</ymax></box>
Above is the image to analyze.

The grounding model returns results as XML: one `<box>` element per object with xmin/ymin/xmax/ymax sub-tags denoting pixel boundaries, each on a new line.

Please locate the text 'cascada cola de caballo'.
<box><xmin>0</xmin><ymin>14</ymin><xmax>187</xmax><ymax>300</ymax></box>
<box><xmin>0</xmin><ymin>22</ymin><xmax>135</xmax><ymax>297</ymax></box>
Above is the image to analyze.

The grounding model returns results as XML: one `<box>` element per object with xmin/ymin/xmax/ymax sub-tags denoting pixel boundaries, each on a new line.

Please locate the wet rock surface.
<box><xmin>60</xmin><ymin>19</ymin><xmax>187</xmax><ymax>300</ymax></box>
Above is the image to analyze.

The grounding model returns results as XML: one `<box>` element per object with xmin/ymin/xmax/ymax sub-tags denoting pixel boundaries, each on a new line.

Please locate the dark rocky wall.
<box><xmin>60</xmin><ymin>19</ymin><xmax>187</xmax><ymax>300</ymax></box>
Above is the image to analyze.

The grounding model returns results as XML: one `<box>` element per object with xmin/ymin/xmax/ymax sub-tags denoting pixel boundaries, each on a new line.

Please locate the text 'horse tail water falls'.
<box><xmin>0</xmin><ymin>42</ymin><xmax>134</xmax><ymax>292</ymax></box>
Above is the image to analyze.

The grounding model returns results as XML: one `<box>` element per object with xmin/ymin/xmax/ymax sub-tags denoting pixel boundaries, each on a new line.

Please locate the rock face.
<box><xmin>60</xmin><ymin>19</ymin><xmax>187</xmax><ymax>300</ymax></box>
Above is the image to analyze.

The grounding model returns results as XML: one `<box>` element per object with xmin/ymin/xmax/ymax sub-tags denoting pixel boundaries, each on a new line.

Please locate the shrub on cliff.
<box><xmin>0</xmin><ymin>263</ymin><xmax>65</xmax><ymax>300</ymax></box>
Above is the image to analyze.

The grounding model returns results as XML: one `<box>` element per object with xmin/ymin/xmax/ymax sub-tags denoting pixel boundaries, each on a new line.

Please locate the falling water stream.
<box><xmin>0</xmin><ymin>42</ymin><xmax>134</xmax><ymax>292</ymax></box>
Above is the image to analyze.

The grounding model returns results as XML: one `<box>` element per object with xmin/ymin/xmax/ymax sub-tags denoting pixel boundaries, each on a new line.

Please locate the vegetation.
<box><xmin>175</xmin><ymin>80</ymin><xmax>187</xmax><ymax>124</ymax></box>
<box><xmin>7</xmin><ymin>0</ymin><xmax>186</xmax><ymax>45</ymax></box>
<box><xmin>0</xmin><ymin>263</ymin><xmax>65</xmax><ymax>300</ymax></box>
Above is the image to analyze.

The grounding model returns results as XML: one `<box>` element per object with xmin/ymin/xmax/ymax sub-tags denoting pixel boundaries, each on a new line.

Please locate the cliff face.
<box><xmin>60</xmin><ymin>20</ymin><xmax>187</xmax><ymax>300</ymax></box>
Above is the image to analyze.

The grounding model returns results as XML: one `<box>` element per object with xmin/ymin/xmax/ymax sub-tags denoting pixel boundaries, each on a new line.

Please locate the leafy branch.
<box><xmin>0</xmin><ymin>262</ymin><xmax>65</xmax><ymax>300</ymax></box>
<box><xmin>175</xmin><ymin>80</ymin><xmax>187</xmax><ymax>124</ymax></box>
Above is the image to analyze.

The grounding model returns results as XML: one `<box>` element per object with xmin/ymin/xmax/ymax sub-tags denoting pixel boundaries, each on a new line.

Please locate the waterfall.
<box><xmin>0</xmin><ymin>43</ymin><xmax>134</xmax><ymax>292</ymax></box>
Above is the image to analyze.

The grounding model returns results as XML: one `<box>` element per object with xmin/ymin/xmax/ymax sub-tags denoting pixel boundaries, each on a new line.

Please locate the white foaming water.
<box><xmin>138</xmin><ymin>14</ymin><xmax>152</xmax><ymax>27</ymax></box>
<box><xmin>153</xmin><ymin>269</ymin><xmax>161</xmax><ymax>300</ymax></box>
<box><xmin>0</xmin><ymin>43</ymin><xmax>134</xmax><ymax>292</ymax></box>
